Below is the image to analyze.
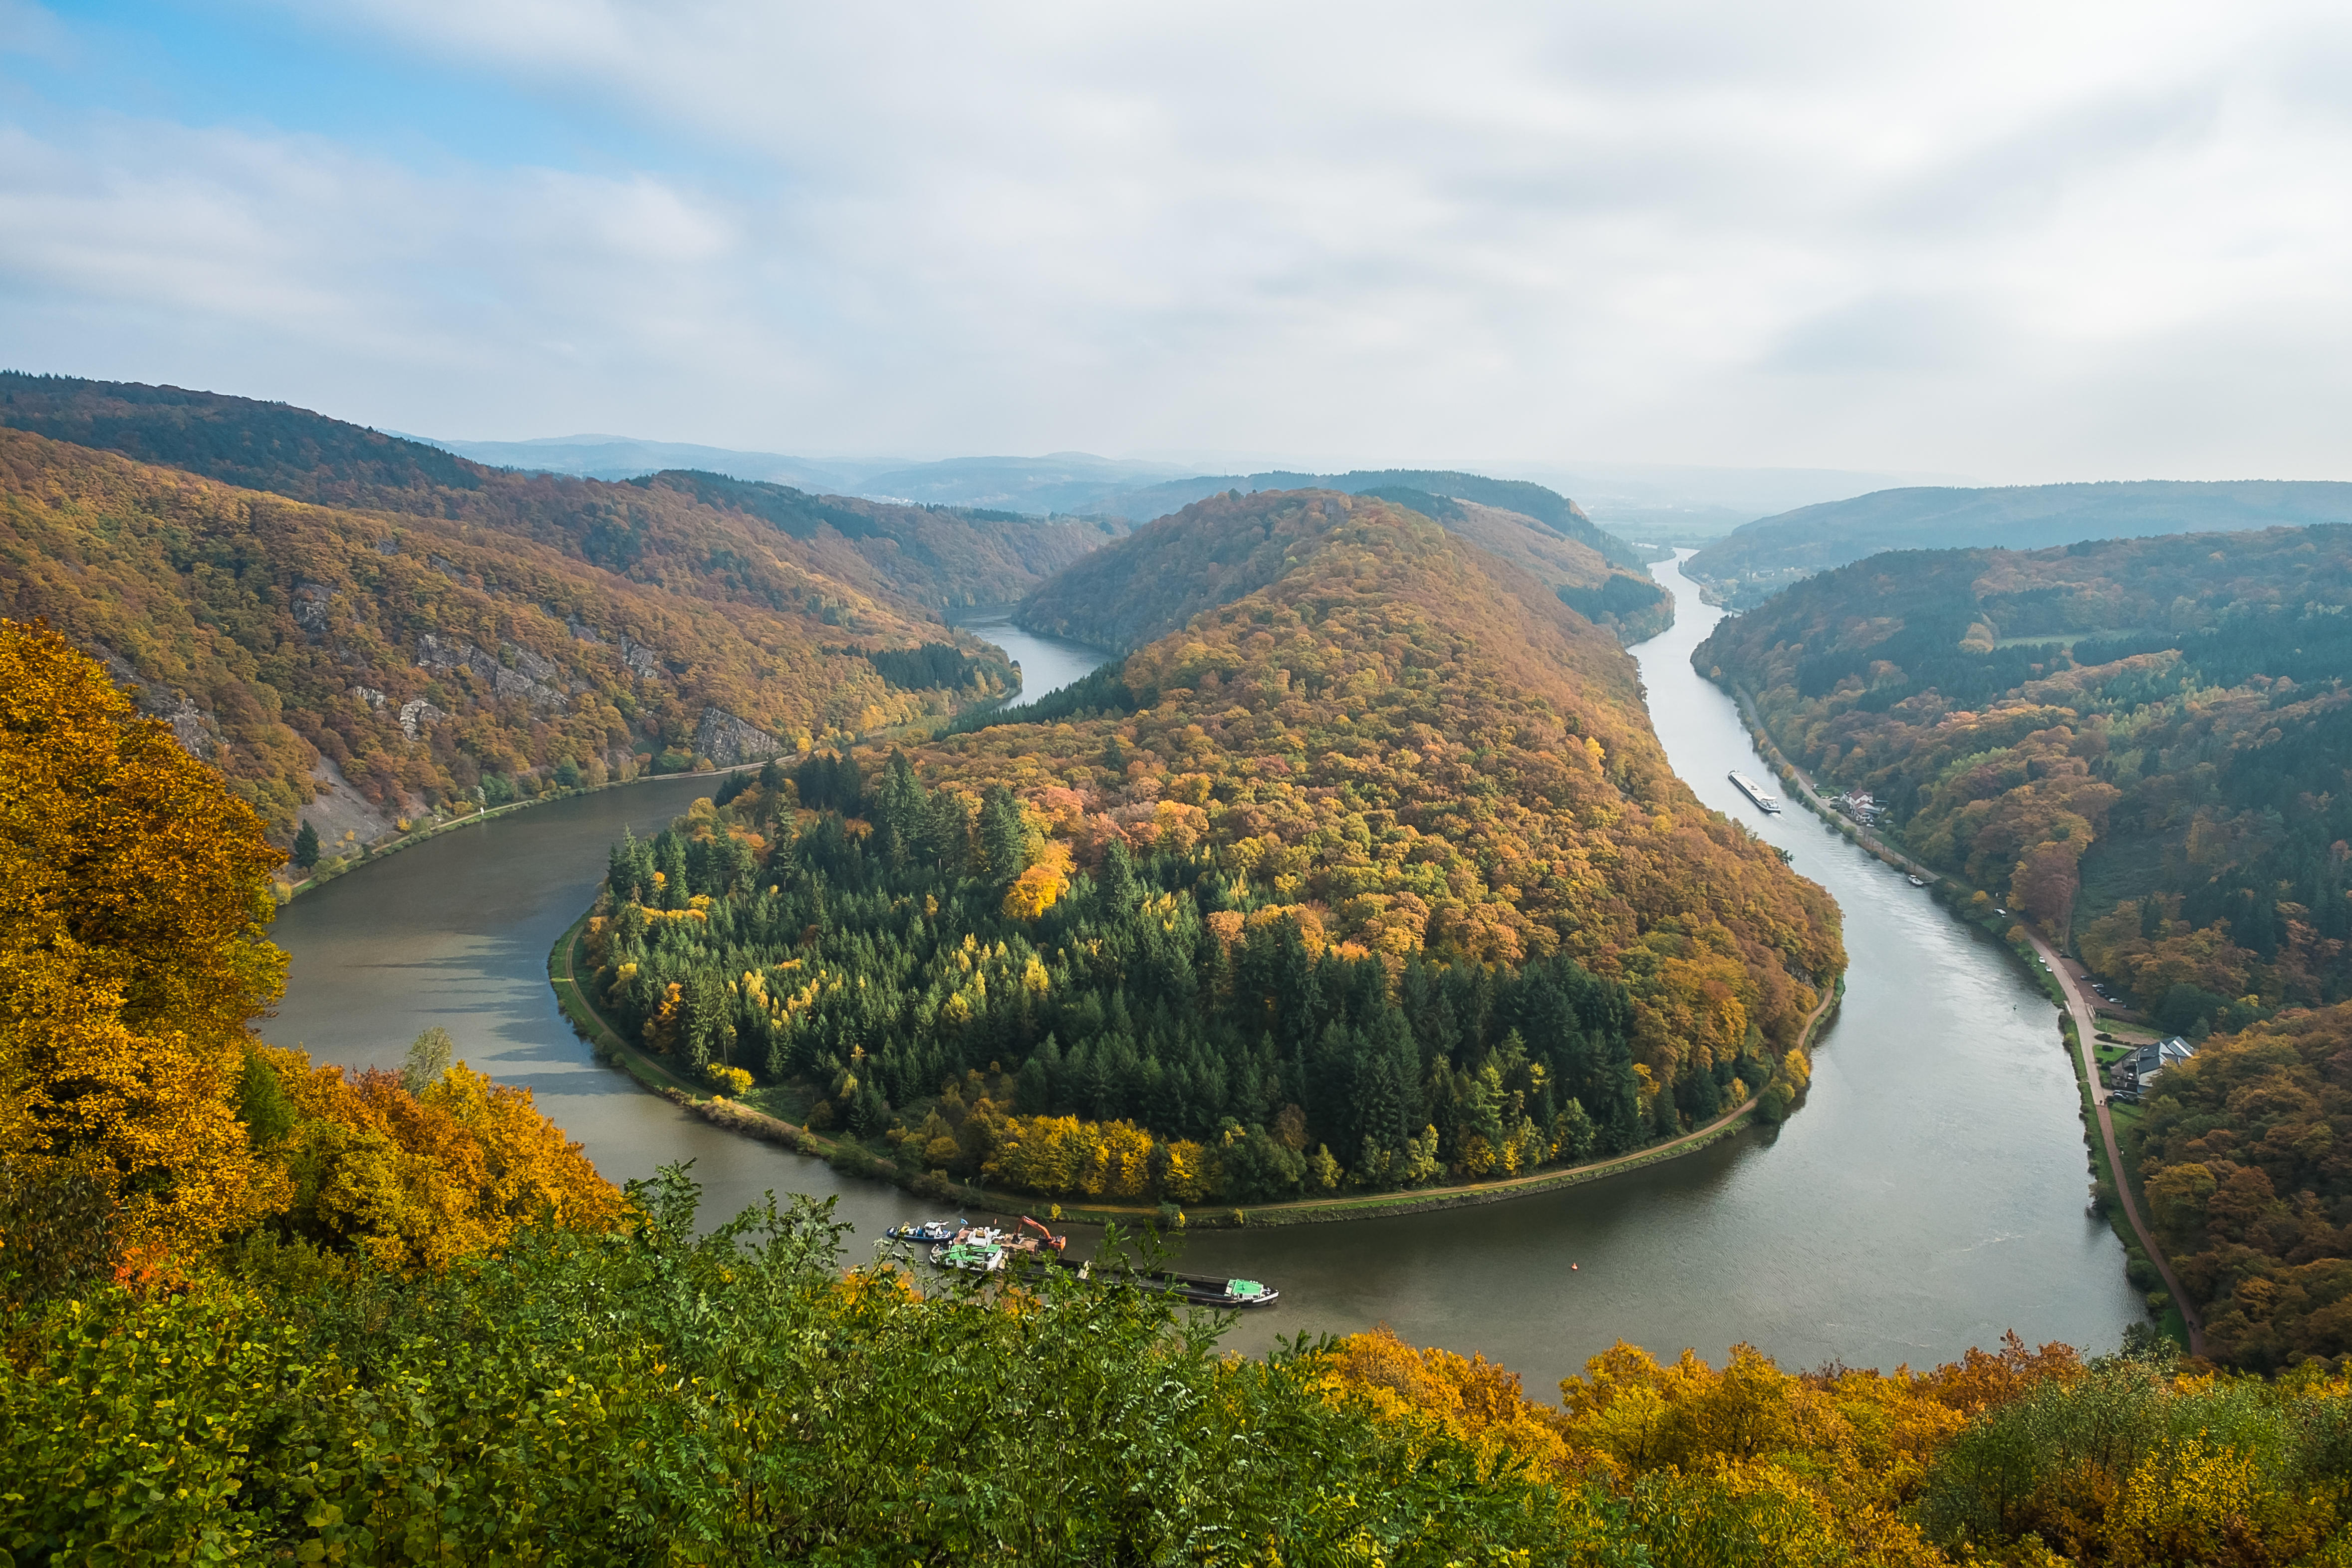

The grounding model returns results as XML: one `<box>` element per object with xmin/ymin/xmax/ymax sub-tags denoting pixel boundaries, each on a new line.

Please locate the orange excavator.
<box><xmin>1019</xmin><ymin>1215</ymin><xmax>1069</xmax><ymax>1253</ymax></box>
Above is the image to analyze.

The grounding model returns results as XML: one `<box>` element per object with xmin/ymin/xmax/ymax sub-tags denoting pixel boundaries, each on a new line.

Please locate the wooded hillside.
<box><xmin>1021</xmin><ymin>485</ymin><xmax>1668</xmax><ymax>648</ymax></box>
<box><xmin>1696</xmin><ymin>525</ymin><xmax>2352</xmax><ymax>1031</ymax></box>
<box><xmin>0</xmin><ymin>373</ymin><xmax>1118</xmax><ymax>614</ymax></box>
<box><xmin>1685</xmin><ymin>480</ymin><xmax>2352</xmax><ymax>610</ymax></box>
<box><xmin>0</xmin><ymin>373</ymin><xmax>1155</xmax><ymax>840</ymax></box>
<box><xmin>954</xmin><ymin>490</ymin><xmax>1840</xmax><ymax>1051</ymax></box>
<box><xmin>0</xmin><ymin>428</ymin><xmax>1014</xmax><ymax>836</ymax></box>
<box><xmin>2132</xmin><ymin>1000</ymin><xmax>2352</xmax><ymax>1370</ymax></box>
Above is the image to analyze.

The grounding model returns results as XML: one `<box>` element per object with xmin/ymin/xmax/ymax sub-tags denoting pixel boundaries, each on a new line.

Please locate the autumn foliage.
<box><xmin>0</xmin><ymin>616</ymin><xmax>286</xmax><ymax>1259</ymax></box>
<box><xmin>259</xmin><ymin>1047</ymin><xmax>621</xmax><ymax>1272</ymax></box>
<box><xmin>0</xmin><ymin>620</ymin><xmax>617</xmax><ymax>1281</ymax></box>
<box><xmin>0</xmin><ymin>426</ymin><xmax>1026</xmax><ymax>839</ymax></box>
<box><xmin>1699</xmin><ymin>526</ymin><xmax>2352</xmax><ymax>1026</ymax></box>
<box><xmin>1317</xmin><ymin>1324</ymin><xmax>2352</xmax><ymax>1565</ymax></box>
<box><xmin>2129</xmin><ymin>1000</ymin><xmax>2352</xmax><ymax>1370</ymax></box>
<box><xmin>940</xmin><ymin>491</ymin><xmax>1843</xmax><ymax>1066</ymax></box>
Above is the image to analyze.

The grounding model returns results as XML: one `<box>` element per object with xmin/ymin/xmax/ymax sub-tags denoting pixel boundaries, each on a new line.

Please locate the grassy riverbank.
<box><xmin>548</xmin><ymin>907</ymin><xmax>1844</xmax><ymax>1229</ymax></box>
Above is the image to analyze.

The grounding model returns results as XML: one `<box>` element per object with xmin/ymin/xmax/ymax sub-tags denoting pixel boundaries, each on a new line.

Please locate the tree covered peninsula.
<box><xmin>586</xmin><ymin>489</ymin><xmax>1842</xmax><ymax>1203</ymax></box>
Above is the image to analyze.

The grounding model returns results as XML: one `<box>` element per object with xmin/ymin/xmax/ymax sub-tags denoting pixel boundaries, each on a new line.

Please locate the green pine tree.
<box><xmin>292</xmin><ymin>819</ymin><xmax>320</xmax><ymax>869</ymax></box>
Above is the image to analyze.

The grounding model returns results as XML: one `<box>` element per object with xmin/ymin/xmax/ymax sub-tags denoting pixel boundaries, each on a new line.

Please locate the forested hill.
<box><xmin>1685</xmin><ymin>479</ymin><xmax>2352</xmax><ymax>609</ymax></box>
<box><xmin>595</xmin><ymin>489</ymin><xmax>1841</xmax><ymax>1204</ymax></box>
<box><xmin>0</xmin><ymin>428</ymin><xmax>1015</xmax><ymax>839</ymax></box>
<box><xmin>0</xmin><ymin>373</ymin><xmax>1115</xmax><ymax>612</ymax></box>
<box><xmin>1695</xmin><ymin>524</ymin><xmax>2352</xmax><ymax>1032</ymax></box>
<box><xmin>1022</xmin><ymin>485</ymin><xmax>1668</xmax><ymax>647</ymax></box>
<box><xmin>1103</xmin><ymin>466</ymin><xmax>1653</xmax><ymax>570</ymax></box>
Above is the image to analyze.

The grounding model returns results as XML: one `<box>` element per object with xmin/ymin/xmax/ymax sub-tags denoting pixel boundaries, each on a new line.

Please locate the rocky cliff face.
<box><xmin>693</xmin><ymin>707</ymin><xmax>783</xmax><ymax>767</ymax></box>
<box><xmin>414</xmin><ymin>633</ymin><xmax>568</xmax><ymax>709</ymax></box>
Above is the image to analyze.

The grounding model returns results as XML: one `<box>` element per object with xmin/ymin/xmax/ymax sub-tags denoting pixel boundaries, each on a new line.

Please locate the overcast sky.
<box><xmin>4</xmin><ymin>1</ymin><xmax>2349</xmax><ymax>480</ymax></box>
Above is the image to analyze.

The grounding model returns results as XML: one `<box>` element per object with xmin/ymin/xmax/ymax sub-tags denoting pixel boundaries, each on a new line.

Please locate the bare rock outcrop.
<box><xmin>91</xmin><ymin>643</ymin><xmax>216</xmax><ymax>759</ymax></box>
<box><xmin>291</xmin><ymin>581</ymin><xmax>332</xmax><ymax>636</ymax></box>
<box><xmin>415</xmin><ymin>633</ymin><xmax>567</xmax><ymax>709</ymax></box>
<box><xmin>397</xmin><ymin>698</ymin><xmax>447</xmax><ymax>741</ymax></box>
<box><xmin>693</xmin><ymin>707</ymin><xmax>783</xmax><ymax>767</ymax></box>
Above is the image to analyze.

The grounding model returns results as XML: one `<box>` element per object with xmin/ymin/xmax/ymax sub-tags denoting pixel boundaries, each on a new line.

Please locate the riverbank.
<box><xmin>1721</xmin><ymin>678</ymin><xmax>2198</xmax><ymax>1353</ymax></box>
<box><xmin>548</xmin><ymin>906</ymin><xmax>1845</xmax><ymax>1230</ymax></box>
<box><xmin>275</xmin><ymin>758</ymin><xmax>773</xmax><ymax>905</ymax></box>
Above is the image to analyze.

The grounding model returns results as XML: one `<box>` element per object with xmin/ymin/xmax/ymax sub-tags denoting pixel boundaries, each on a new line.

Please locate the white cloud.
<box><xmin>3</xmin><ymin>0</ymin><xmax>2351</xmax><ymax>477</ymax></box>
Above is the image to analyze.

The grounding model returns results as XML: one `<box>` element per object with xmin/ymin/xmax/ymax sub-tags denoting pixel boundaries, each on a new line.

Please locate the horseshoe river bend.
<box><xmin>264</xmin><ymin>564</ymin><xmax>2142</xmax><ymax>1398</ymax></box>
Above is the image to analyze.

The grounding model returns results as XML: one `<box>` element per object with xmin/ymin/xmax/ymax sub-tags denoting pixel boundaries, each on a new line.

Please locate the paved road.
<box><xmin>2026</xmin><ymin>926</ymin><xmax>2208</xmax><ymax>1357</ymax></box>
<box><xmin>1733</xmin><ymin>686</ymin><xmax>2208</xmax><ymax>1358</ymax></box>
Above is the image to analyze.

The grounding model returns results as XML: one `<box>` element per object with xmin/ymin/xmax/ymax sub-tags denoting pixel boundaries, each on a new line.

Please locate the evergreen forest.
<box><xmin>590</xmin><ymin>757</ymin><xmax>1796</xmax><ymax>1203</ymax></box>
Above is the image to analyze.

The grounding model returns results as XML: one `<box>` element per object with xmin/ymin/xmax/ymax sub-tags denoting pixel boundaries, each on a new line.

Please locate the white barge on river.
<box><xmin>1728</xmin><ymin>769</ymin><xmax>1783</xmax><ymax>814</ymax></box>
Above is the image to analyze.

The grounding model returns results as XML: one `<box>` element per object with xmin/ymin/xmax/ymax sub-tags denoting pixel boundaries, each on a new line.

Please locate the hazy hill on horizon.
<box><xmin>405</xmin><ymin>432</ymin><xmax>867</xmax><ymax>491</ymax></box>
<box><xmin>1685</xmin><ymin>479</ymin><xmax>2352</xmax><ymax>610</ymax></box>
<box><xmin>399</xmin><ymin>423</ymin><xmax>1668</xmax><ymax>577</ymax></box>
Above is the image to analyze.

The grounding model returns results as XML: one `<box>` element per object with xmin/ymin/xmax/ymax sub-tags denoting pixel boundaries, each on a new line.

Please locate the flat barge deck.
<box><xmin>1728</xmin><ymin>769</ymin><xmax>1783</xmax><ymax>813</ymax></box>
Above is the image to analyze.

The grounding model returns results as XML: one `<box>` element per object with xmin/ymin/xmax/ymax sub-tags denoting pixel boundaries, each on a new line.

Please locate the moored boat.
<box><xmin>1079</xmin><ymin>1263</ymin><xmax>1280</xmax><ymax>1308</ymax></box>
<box><xmin>930</xmin><ymin>1239</ymin><xmax>1007</xmax><ymax>1273</ymax></box>
<box><xmin>885</xmin><ymin>1218</ymin><xmax>968</xmax><ymax>1243</ymax></box>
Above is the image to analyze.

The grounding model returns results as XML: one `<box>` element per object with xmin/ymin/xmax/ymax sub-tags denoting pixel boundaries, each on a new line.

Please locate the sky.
<box><xmin>3</xmin><ymin>1</ymin><xmax>2350</xmax><ymax>480</ymax></box>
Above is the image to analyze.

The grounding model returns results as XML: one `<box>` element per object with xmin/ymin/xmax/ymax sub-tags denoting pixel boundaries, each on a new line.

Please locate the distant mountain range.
<box><xmin>401</xmin><ymin>433</ymin><xmax>866</xmax><ymax>491</ymax></box>
<box><xmin>1683</xmin><ymin>480</ymin><xmax>2352</xmax><ymax>611</ymax></box>
<box><xmin>412</xmin><ymin>435</ymin><xmax>1204</xmax><ymax>514</ymax></box>
<box><xmin>406</xmin><ymin>433</ymin><xmax>1667</xmax><ymax>570</ymax></box>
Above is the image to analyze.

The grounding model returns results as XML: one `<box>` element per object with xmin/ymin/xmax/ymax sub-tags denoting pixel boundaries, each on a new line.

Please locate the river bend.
<box><xmin>267</xmin><ymin>565</ymin><xmax>2138</xmax><ymax>1396</ymax></box>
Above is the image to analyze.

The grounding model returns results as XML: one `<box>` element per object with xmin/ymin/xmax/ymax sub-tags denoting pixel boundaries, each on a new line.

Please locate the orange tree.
<box><xmin>0</xmin><ymin>616</ymin><xmax>287</xmax><ymax>1261</ymax></box>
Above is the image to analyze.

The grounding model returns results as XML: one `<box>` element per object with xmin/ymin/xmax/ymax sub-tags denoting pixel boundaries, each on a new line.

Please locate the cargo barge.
<box><xmin>1728</xmin><ymin>769</ymin><xmax>1782</xmax><ymax>814</ymax></box>
<box><xmin>914</xmin><ymin>1220</ymin><xmax>1278</xmax><ymax>1307</ymax></box>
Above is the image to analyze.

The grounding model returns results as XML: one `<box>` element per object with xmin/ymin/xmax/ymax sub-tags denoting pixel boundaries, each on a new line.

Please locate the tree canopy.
<box><xmin>1698</xmin><ymin>524</ymin><xmax>2352</xmax><ymax>1022</ymax></box>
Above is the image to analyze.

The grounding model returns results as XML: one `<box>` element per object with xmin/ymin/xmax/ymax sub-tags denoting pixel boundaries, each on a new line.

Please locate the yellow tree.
<box><xmin>0</xmin><ymin>618</ymin><xmax>287</xmax><ymax>1261</ymax></box>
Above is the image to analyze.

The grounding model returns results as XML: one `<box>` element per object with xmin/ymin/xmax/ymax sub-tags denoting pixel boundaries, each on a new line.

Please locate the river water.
<box><xmin>267</xmin><ymin>562</ymin><xmax>2139</xmax><ymax>1399</ymax></box>
<box><xmin>949</xmin><ymin>610</ymin><xmax>1107</xmax><ymax>706</ymax></box>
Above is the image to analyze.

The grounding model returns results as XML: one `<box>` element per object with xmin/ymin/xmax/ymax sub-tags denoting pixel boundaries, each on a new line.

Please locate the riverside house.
<box><xmin>2109</xmin><ymin>1036</ymin><xmax>2196</xmax><ymax>1098</ymax></box>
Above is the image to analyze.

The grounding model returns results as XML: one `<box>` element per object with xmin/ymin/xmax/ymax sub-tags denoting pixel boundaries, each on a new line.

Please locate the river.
<box><xmin>267</xmin><ymin>564</ymin><xmax>2139</xmax><ymax>1399</ymax></box>
<box><xmin>948</xmin><ymin>609</ymin><xmax>1107</xmax><ymax>706</ymax></box>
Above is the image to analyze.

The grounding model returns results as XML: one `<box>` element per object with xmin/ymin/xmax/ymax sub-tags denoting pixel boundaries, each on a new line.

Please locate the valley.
<box><xmin>262</xmin><ymin>548</ymin><xmax>2139</xmax><ymax>1393</ymax></box>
